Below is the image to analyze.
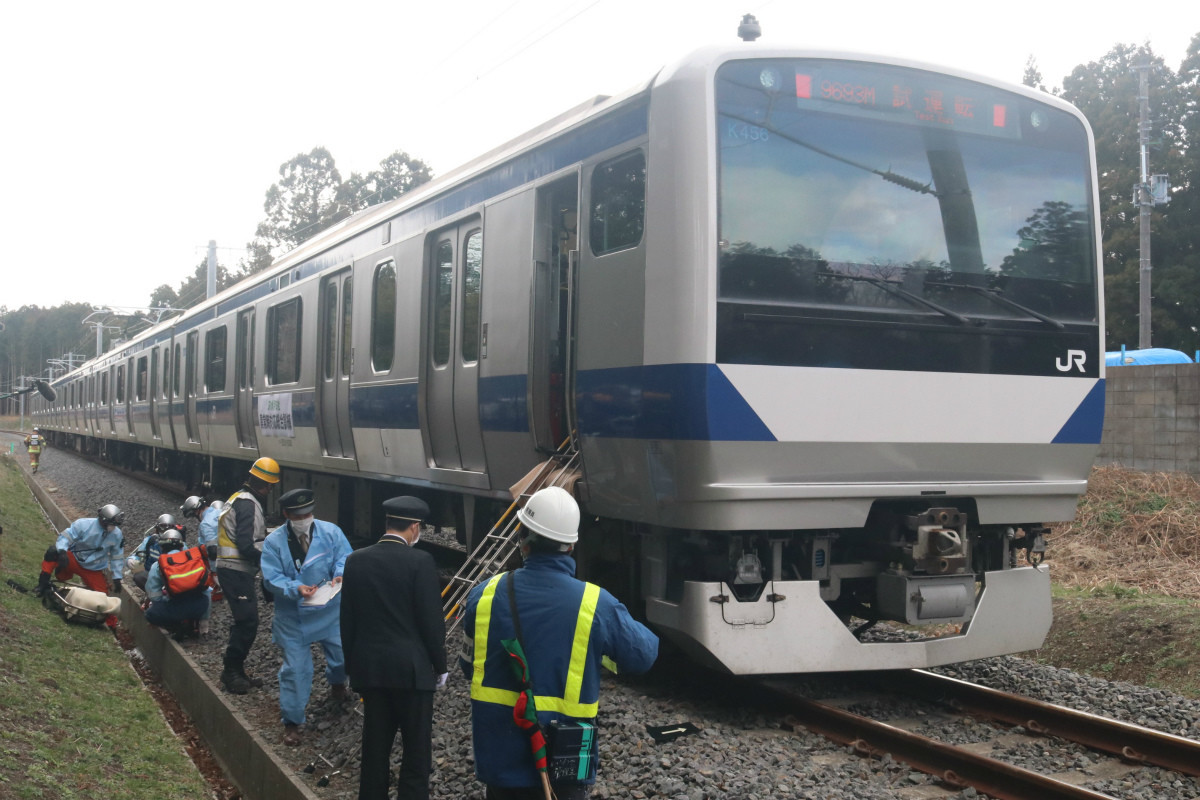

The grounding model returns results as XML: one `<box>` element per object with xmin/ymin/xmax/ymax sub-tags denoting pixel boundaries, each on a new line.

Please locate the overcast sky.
<box><xmin>1</xmin><ymin>0</ymin><xmax>1195</xmax><ymax>314</ymax></box>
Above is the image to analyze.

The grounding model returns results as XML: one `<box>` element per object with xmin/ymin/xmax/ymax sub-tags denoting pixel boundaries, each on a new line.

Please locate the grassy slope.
<box><xmin>1030</xmin><ymin>465</ymin><xmax>1200</xmax><ymax>699</ymax></box>
<box><xmin>0</xmin><ymin>456</ymin><xmax>210</xmax><ymax>800</ymax></box>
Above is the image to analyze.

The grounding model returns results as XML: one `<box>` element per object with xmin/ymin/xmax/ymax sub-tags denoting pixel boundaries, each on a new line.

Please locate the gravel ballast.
<box><xmin>13</xmin><ymin>438</ymin><xmax>1200</xmax><ymax>800</ymax></box>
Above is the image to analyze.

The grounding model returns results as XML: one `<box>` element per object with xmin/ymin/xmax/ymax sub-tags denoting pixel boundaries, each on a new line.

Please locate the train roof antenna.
<box><xmin>738</xmin><ymin>13</ymin><xmax>761</xmax><ymax>42</ymax></box>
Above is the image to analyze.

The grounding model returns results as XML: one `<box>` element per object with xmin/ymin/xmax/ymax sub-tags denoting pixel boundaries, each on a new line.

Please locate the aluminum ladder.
<box><xmin>441</xmin><ymin>438</ymin><xmax>580</xmax><ymax>636</ymax></box>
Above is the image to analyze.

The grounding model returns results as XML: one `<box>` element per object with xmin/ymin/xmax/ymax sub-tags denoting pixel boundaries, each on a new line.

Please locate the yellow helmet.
<box><xmin>249</xmin><ymin>456</ymin><xmax>281</xmax><ymax>484</ymax></box>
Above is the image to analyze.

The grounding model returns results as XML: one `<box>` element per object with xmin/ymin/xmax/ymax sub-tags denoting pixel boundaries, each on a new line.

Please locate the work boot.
<box><xmin>283</xmin><ymin>723</ymin><xmax>302</xmax><ymax>746</ymax></box>
<box><xmin>221</xmin><ymin>669</ymin><xmax>252</xmax><ymax>695</ymax></box>
<box><xmin>240</xmin><ymin>669</ymin><xmax>264</xmax><ymax>688</ymax></box>
<box><xmin>34</xmin><ymin>572</ymin><xmax>51</xmax><ymax>598</ymax></box>
<box><xmin>330</xmin><ymin>683</ymin><xmax>348</xmax><ymax>702</ymax></box>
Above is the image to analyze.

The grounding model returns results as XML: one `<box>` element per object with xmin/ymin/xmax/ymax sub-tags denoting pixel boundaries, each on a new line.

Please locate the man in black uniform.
<box><xmin>341</xmin><ymin>496</ymin><xmax>448</xmax><ymax>800</ymax></box>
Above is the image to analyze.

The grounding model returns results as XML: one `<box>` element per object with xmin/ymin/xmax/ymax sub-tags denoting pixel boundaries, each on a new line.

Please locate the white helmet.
<box><xmin>516</xmin><ymin>486</ymin><xmax>579</xmax><ymax>544</ymax></box>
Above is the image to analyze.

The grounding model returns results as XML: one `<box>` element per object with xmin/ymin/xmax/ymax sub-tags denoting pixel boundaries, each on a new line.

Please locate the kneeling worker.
<box><xmin>35</xmin><ymin>504</ymin><xmax>127</xmax><ymax>629</ymax></box>
<box><xmin>459</xmin><ymin>486</ymin><xmax>659</xmax><ymax>799</ymax></box>
<box><xmin>261</xmin><ymin>487</ymin><xmax>353</xmax><ymax>746</ymax></box>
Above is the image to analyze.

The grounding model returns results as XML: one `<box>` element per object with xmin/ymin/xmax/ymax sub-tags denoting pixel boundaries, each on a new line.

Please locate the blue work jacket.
<box><xmin>197</xmin><ymin>503</ymin><xmax>222</xmax><ymax>548</ymax></box>
<box><xmin>261</xmin><ymin>519</ymin><xmax>352</xmax><ymax>645</ymax></box>
<box><xmin>57</xmin><ymin>517</ymin><xmax>124</xmax><ymax>579</ymax></box>
<box><xmin>459</xmin><ymin>552</ymin><xmax>658</xmax><ymax>788</ymax></box>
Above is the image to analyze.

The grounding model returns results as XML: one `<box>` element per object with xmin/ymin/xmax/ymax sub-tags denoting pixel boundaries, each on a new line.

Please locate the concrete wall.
<box><xmin>1098</xmin><ymin>364</ymin><xmax>1200</xmax><ymax>474</ymax></box>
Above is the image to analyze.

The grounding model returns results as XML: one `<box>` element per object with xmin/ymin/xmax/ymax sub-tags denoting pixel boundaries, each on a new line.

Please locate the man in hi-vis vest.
<box><xmin>216</xmin><ymin>456</ymin><xmax>279</xmax><ymax>694</ymax></box>
<box><xmin>459</xmin><ymin>486</ymin><xmax>658</xmax><ymax>799</ymax></box>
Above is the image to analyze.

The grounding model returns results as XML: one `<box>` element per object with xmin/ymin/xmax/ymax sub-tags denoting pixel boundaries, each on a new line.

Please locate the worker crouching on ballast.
<box><xmin>126</xmin><ymin>514</ymin><xmax>185</xmax><ymax>592</ymax></box>
<box><xmin>141</xmin><ymin>527</ymin><xmax>212</xmax><ymax>641</ymax></box>
<box><xmin>459</xmin><ymin>486</ymin><xmax>659</xmax><ymax>800</ymax></box>
<box><xmin>35</xmin><ymin>504</ymin><xmax>126</xmax><ymax>629</ymax></box>
<box><xmin>181</xmin><ymin>494</ymin><xmax>225</xmax><ymax>601</ymax></box>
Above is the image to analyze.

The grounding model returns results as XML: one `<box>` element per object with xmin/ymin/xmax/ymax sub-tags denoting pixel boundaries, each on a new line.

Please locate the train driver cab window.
<box><xmin>267</xmin><ymin>298</ymin><xmax>302</xmax><ymax>384</ymax></box>
<box><xmin>589</xmin><ymin>150</ymin><xmax>646</xmax><ymax>256</ymax></box>
<box><xmin>371</xmin><ymin>260</ymin><xmax>396</xmax><ymax>373</ymax></box>
<box><xmin>205</xmin><ymin>326</ymin><xmax>228</xmax><ymax>392</ymax></box>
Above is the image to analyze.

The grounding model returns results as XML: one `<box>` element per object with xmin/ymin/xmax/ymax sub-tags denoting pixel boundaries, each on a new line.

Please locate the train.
<box><xmin>31</xmin><ymin>40</ymin><xmax>1105</xmax><ymax>674</ymax></box>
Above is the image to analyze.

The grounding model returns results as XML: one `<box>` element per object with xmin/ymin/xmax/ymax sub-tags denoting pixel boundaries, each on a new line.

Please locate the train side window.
<box><xmin>205</xmin><ymin>326</ymin><xmax>228</xmax><ymax>392</ymax></box>
<box><xmin>136</xmin><ymin>356</ymin><xmax>148</xmax><ymax>401</ymax></box>
<box><xmin>371</xmin><ymin>260</ymin><xmax>396</xmax><ymax>373</ymax></box>
<box><xmin>267</xmin><ymin>298</ymin><xmax>302</xmax><ymax>384</ymax></box>
<box><xmin>173</xmin><ymin>344</ymin><xmax>182</xmax><ymax>396</ymax></box>
<box><xmin>115</xmin><ymin>365</ymin><xmax>126</xmax><ymax>403</ymax></box>
<box><xmin>461</xmin><ymin>230</ymin><xmax>483</xmax><ymax>363</ymax></box>
<box><xmin>589</xmin><ymin>150</ymin><xmax>646</xmax><ymax>256</ymax></box>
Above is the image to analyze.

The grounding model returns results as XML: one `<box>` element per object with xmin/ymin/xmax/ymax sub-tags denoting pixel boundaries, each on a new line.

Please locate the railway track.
<box><xmin>752</xmin><ymin>669</ymin><xmax>1200</xmax><ymax>800</ymax></box>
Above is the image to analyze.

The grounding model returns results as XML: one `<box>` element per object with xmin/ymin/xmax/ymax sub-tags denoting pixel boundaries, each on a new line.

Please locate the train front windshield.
<box><xmin>715</xmin><ymin>59</ymin><xmax>1099</xmax><ymax>377</ymax></box>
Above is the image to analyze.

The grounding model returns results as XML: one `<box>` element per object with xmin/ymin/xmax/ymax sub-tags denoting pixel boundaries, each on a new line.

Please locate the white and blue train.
<box><xmin>33</xmin><ymin>42</ymin><xmax>1104</xmax><ymax>673</ymax></box>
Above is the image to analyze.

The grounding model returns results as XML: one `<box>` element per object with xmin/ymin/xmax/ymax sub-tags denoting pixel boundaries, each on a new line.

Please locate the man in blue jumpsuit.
<box><xmin>261</xmin><ymin>487</ymin><xmax>352</xmax><ymax>746</ymax></box>
<box><xmin>35</xmin><ymin>504</ymin><xmax>126</xmax><ymax>629</ymax></box>
<box><xmin>459</xmin><ymin>486</ymin><xmax>659</xmax><ymax>799</ymax></box>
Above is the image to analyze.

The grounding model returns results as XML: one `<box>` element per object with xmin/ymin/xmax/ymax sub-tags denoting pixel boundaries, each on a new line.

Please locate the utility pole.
<box><xmin>207</xmin><ymin>240</ymin><xmax>217</xmax><ymax>299</ymax></box>
<box><xmin>1135</xmin><ymin>60</ymin><xmax>1153</xmax><ymax>349</ymax></box>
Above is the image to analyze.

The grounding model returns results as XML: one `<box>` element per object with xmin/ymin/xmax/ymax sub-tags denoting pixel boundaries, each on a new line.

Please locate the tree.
<box><xmin>247</xmin><ymin>147</ymin><xmax>348</xmax><ymax>273</ymax></box>
<box><xmin>345</xmin><ymin>151</ymin><xmax>433</xmax><ymax>208</ymax></box>
<box><xmin>1022</xmin><ymin>56</ymin><xmax>1047</xmax><ymax>92</ymax></box>
<box><xmin>245</xmin><ymin>148</ymin><xmax>433</xmax><ymax>275</ymax></box>
<box><xmin>148</xmin><ymin>257</ymin><xmax>238</xmax><ymax>312</ymax></box>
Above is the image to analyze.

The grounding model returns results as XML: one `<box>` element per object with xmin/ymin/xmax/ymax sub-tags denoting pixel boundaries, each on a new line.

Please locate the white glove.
<box><xmin>436</xmin><ymin>672</ymin><xmax>449</xmax><ymax>689</ymax></box>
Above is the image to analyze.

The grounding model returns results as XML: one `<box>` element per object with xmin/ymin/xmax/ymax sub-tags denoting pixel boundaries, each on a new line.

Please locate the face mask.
<box><xmin>290</xmin><ymin>516</ymin><xmax>314</xmax><ymax>537</ymax></box>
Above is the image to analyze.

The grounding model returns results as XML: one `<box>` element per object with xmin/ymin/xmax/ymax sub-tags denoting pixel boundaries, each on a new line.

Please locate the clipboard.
<box><xmin>301</xmin><ymin>581</ymin><xmax>342</xmax><ymax>607</ymax></box>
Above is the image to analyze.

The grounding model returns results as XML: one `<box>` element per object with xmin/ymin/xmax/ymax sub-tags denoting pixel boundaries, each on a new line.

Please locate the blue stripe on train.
<box><xmin>1051</xmin><ymin>379</ymin><xmax>1106</xmax><ymax>444</ymax></box>
<box><xmin>575</xmin><ymin>364</ymin><xmax>775</xmax><ymax>442</ymax></box>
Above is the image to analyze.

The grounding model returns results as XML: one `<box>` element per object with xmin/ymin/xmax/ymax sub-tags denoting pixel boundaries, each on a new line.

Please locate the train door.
<box><xmin>424</xmin><ymin>219</ymin><xmax>485</xmax><ymax>471</ymax></box>
<box><xmin>317</xmin><ymin>269</ymin><xmax>356</xmax><ymax>459</ymax></box>
<box><xmin>235</xmin><ymin>309</ymin><xmax>258</xmax><ymax>449</ymax></box>
<box><xmin>184</xmin><ymin>330</ymin><xmax>199</xmax><ymax>443</ymax></box>
<box><xmin>531</xmin><ymin>177</ymin><xmax>578</xmax><ymax>452</ymax></box>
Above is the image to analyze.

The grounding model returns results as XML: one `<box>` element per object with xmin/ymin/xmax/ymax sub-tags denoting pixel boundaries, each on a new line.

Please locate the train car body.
<box><xmin>35</xmin><ymin>43</ymin><xmax>1104</xmax><ymax>674</ymax></box>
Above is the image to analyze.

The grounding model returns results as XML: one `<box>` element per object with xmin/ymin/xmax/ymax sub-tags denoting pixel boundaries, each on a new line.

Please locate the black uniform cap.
<box><xmin>279</xmin><ymin>488</ymin><xmax>316</xmax><ymax>516</ymax></box>
<box><xmin>383</xmin><ymin>496</ymin><xmax>429</xmax><ymax>525</ymax></box>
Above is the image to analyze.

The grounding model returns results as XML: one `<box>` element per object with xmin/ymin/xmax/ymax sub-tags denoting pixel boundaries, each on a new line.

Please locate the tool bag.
<box><xmin>159</xmin><ymin>546</ymin><xmax>210</xmax><ymax>596</ymax></box>
<box><xmin>546</xmin><ymin>718</ymin><xmax>597</xmax><ymax>784</ymax></box>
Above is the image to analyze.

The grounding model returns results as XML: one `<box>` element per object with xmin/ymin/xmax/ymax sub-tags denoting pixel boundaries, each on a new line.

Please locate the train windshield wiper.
<box><xmin>818</xmin><ymin>272</ymin><xmax>980</xmax><ymax>326</ymax></box>
<box><xmin>937</xmin><ymin>283</ymin><xmax>1065</xmax><ymax>330</ymax></box>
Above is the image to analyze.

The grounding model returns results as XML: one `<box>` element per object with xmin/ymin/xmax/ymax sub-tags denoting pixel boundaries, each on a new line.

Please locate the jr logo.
<box><xmin>1056</xmin><ymin>350</ymin><xmax>1087</xmax><ymax>372</ymax></box>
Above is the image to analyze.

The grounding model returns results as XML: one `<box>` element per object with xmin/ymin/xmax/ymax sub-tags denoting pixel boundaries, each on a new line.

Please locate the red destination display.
<box><xmin>794</xmin><ymin>66</ymin><xmax>1018</xmax><ymax>139</ymax></box>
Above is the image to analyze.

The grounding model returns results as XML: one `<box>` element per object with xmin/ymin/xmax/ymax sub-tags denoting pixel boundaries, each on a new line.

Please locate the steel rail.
<box><xmin>892</xmin><ymin>668</ymin><xmax>1200</xmax><ymax>778</ymax></box>
<box><xmin>754</xmin><ymin>679</ymin><xmax>1119</xmax><ymax>800</ymax></box>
